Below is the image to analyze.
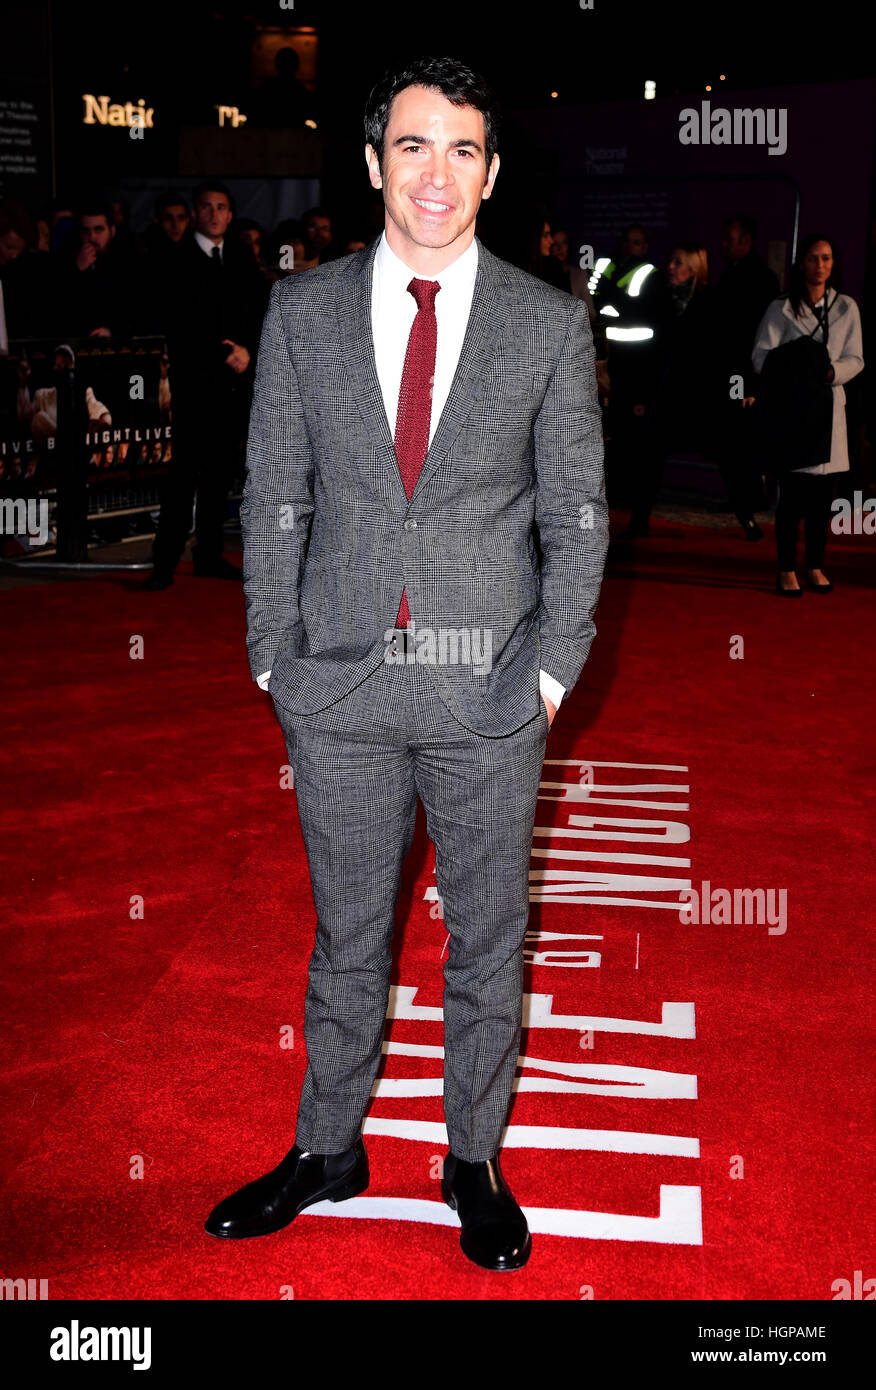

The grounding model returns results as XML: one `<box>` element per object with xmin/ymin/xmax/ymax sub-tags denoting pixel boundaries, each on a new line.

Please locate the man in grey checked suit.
<box><xmin>205</xmin><ymin>55</ymin><xmax>608</xmax><ymax>1271</ymax></box>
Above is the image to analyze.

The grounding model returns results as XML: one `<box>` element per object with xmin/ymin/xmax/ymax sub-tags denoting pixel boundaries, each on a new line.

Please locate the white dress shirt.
<box><xmin>194</xmin><ymin>231</ymin><xmax>223</xmax><ymax>262</ymax></box>
<box><xmin>257</xmin><ymin>230</ymin><xmax>565</xmax><ymax>712</ymax></box>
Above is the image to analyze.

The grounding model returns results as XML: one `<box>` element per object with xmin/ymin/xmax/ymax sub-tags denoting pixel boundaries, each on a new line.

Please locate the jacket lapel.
<box><xmin>335</xmin><ymin>235</ymin><xmax>515</xmax><ymax>509</ymax></box>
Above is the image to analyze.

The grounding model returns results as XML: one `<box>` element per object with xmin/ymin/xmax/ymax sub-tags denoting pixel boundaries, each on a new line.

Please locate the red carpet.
<box><xmin>1</xmin><ymin>521</ymin><xmax>874</xmax><ymax>1300</ymax></box>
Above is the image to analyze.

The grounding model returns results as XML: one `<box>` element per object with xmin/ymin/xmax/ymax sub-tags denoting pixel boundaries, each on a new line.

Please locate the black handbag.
<box><xmin>751</xmin><ymin>294</ymin><xmax>834</xmax><ymax>474</ymax></box>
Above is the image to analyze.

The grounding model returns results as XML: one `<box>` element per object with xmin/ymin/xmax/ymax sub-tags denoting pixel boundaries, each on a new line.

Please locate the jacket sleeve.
<box><xmin>533</xmin><ymin>297</ymin><xmax>609</xmax><ymax>694</ymax></box>
<box><xmin>239</xmin><ymin>280</ymin><xmax>315</xmax><ymax>683</ymax></box>
<box><xmin>752</xmin><ymin>299</ymin><xmax>786</xmax><ymax>375</ymax></box>
<box><xmin>830</xmin><ymin>299</ymin><xmax>864</xmax><ymax>386</ymax></box>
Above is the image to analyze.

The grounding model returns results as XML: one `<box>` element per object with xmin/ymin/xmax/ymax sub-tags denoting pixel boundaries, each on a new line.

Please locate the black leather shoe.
<box><xmin>776</xmin><ymin>573</ymin><xmax>803</xmax><ymax>597</ymax></box>
<box><xmin>805</xmin><ymin>570</ymin><xmax>834</xmax><ymax>593</ymax></box>
<box><xmin>142</xmin><ymin>571</ymin><xmax>173</xmax><ymax>590</ymax></box>
<box><xmin>742</xmin><ymin>519</ymin><xmax>764</xmax><ymax>541</ymax></box>
<box><xmin>441</xmin><ymin>1151</ymin><xmax>531</xmax><ymax>1271</ymax></box>
<box><xmin>193</xmin><ymin>557</ymin><xmax>242</xmax><ymax>580</ymax></box>
<box><xmin>204</xmin><ymin>1138</ymin><xmax>369</xmax><ymax>1239</ymax></box>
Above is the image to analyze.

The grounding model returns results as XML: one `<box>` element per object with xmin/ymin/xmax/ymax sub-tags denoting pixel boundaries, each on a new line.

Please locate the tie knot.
<box><xmin>408</xmin><ymin>277</ymin><xmax>440</xmax><ymax>312</ymax></box>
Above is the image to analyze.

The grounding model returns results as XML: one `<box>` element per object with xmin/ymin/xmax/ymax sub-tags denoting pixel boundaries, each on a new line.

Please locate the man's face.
<box><xmin>305</xmin><ymin>215</ymin><xmax>332</xmax><ymax>249</ymax></box>
<box><xmin>0</xmin><ymin>227</ymin><xmax>26</xmax><ymax>265</ymax></box>
<box><xmin>365</xmin><ymin>84</ymin><xmax>499</xmax><ymax>255</ymax></box>
<box><xmin>722</xmin><ymin>222</ymin><xmax>751</xmax><ymax>260</ymax></box>
<box><xmin>160</xmin><ymin>203</ymin><xmax>190</xmax><ymax>243</ymax></box>
<box><xmin>194</xmin><ymin>191</ymin><xmax>233</xmax><ymax>241</ymax></box>
<box><xmin>621</xmin><ymin>228</ymin><xmax>647</xmax><ymax>260</ymax></box>
<box><xmin>240</xmin><ymin>227</ymin><xmax>262</xmax><ymax>259</ymax></box>
<box><xmin>79</xmin><ymin>216</ymin><xmax>114</xmax><ymax>254</ymax></box>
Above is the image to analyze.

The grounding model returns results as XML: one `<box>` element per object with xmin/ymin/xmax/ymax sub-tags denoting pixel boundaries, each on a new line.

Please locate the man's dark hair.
<box><xmin>726</xmin><ymin>214</ymin><xmax>757</xmax><ymax>243</ymax></box>
<box><xmin>154</xmin><ymin>189</ymin><xmax>189</xmax><ymax>218</ymax></box>
<box><xmin>192</xmin><ymin>181</ymin><xmax>236</xmax><ymax>216</ymax></box>
<box><xmin>302</xmin><ymin>206</ymin><xmax>331</xmax><ymax>225</ymax></box>
<box><xmin>275</xmin><ymin>46</ymin><xmax>300</xmax><ymax>76</ymax></box>
<box><xmin>363</xmin><ymin>55</ymin><xmax>500</xmax><ymax>180</ymax></box>
<box><xmin>77</xmin><ymin>198</ymin><xmax>114</xmax><ymax>226</ymax></box>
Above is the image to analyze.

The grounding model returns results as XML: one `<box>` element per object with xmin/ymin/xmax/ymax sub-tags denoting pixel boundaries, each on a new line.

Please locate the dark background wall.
<box><xmin>518</xmin><ymin>81</ymin><xmax>876</xmax><ymax>298</ymax></box>
<box><xmin>2</xmin><ymin>0</ymin><xmax>874</xmax><ymax>298</ymax></box>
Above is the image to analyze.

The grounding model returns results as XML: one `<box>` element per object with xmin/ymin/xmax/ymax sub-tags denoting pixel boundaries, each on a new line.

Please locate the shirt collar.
<box><xmin>194</xmin><ymin>231</ymin><xmax>223</xmax><ymax>259</ymax></box>
<box><xmin>375</xmin><ymin>228</ymin><xmax>478</xmax><ymax>297</ymax></box>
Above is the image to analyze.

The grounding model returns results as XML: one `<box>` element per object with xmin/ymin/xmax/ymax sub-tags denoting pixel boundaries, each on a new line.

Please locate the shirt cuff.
<box><xmin>539</xmin><ymin>669</ymin><xmax>565</xmax><ymax>709</ymax></box>
<box><xmin>261</xmin><ymin>666</ymin><xmax>563</xmax><ymax>705</ymax></box>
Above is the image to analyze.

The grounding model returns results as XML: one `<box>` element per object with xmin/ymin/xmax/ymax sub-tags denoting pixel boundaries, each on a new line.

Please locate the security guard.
<box><xmin>590</xmin><ymin>225</ymin><xmax>671</xmax><ymax>531</ymax></box>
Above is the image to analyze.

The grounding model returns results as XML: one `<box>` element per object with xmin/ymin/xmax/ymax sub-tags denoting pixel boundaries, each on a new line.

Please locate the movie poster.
<box><xmin>0</xmin><ymin>336</ymin><xmax>171</xmax><ymax>555</ymax></box>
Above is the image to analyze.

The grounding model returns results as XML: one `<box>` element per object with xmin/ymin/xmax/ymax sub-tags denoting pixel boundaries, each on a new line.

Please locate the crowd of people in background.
<box><xmin>0</xmin><ymin>188</ymin><xmax>867</xmax><ymax>593</ymax></box>
<box><xmin>0</xmin><ymin>188</ymin><xmax>369</xmax><ymax>343</ymax></box>
<box><xmin>535</xmin><ymin>211</ymin><xmax>864</xmax><ymax>592</ymax></box>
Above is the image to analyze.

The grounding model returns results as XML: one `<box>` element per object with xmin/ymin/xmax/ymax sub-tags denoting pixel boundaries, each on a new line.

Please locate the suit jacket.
<box><xmin>240</xmin><ymin>234</ymin><xmax>609</xmax><ymax>737</ymax></box>
<box><xmin>150</xmin><ymin>233</ymin><xmax>267</xmax><ymax>386</ymax></box>
<box><xmin>713</xmin><ymin>252</ymin><xmax>780</xmax><ymax>394</ymax></box>
<box><xmin>58</xmin><ymin>243</ymin><xmax>138</xmax><ymax>340</ymax></box>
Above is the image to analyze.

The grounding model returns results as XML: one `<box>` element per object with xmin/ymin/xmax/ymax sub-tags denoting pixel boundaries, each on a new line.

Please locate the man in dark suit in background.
<box><xmin>205</xmin><ymin>56</ymin><xmax>609</xmax><ymax>1270</ymax></box>
<box><xmin>141</xmin><ymin>189</ymin><xmax>192</xmax><ymax>266</ymax></box>
<box><xmin>711</xmin><ymin>214</ymin><xmax>781</xmax><ymax>539</ymax></box>
<box><xmin>60</xmin><ymin>200</ymin><xmax>138</xmax><ymax>340</ymax></box>
<box><xmin>143</xmin><ymin>182</ymin><xmax>267</xmax><ymax>588</ymax></box>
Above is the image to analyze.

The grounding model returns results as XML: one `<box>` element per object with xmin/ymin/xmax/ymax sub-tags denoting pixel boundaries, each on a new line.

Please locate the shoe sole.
<box><xmin>441</xmin><ymin>1183</ymin><xmax>532</xmax><ymax>1271</ymax></box>
<box><xmin>204</xmin><ymin>1170</ymin><xmax>369</xmax><ymax>1239</ymax></box>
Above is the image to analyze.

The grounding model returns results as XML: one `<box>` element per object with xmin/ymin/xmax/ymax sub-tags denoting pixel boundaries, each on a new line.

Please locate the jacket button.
<box><xmin>404</xmin><ymin>519</ymin><xmax>418</xmax><ymax>531</ymax></box>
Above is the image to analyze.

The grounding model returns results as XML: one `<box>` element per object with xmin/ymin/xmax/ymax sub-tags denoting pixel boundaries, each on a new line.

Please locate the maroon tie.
<box><xmin>394</xmin><ymin>277</ymin><xmax>440</xmax><ymax>628</ymax></box>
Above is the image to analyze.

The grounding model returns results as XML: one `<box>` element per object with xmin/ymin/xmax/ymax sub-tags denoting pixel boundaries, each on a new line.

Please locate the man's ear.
<box><xmin>364</xmin><ymin>144</ymin><xmax>382</xmax><ymax>190</ymax></box>
<box><xmin>482</xmin><ymin>153</ymin><xmax>500</xmax><ymax>199</ymax></box>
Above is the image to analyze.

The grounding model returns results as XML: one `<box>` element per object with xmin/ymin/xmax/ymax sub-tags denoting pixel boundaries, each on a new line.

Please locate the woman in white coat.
<box><xmin>752</xmin><ymin>235</ymin><xmax>864</xmax><ymax>594</ymax></box>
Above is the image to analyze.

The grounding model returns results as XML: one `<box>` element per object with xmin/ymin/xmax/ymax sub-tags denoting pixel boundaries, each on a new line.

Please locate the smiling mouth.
<box><xmin>411</xmin><ymin>197</ymin><xmax>454</xmax><ymax>214</ymax></box>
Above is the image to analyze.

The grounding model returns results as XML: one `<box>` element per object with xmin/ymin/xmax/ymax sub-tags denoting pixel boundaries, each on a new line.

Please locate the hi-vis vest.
<box><xmin>588</xmin><ymin>258</ymin><xmax>657</xmax><ymax>342</ymax></box>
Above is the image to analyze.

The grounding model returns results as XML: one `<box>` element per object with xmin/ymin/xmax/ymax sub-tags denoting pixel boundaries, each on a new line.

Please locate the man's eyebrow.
<box><xmin>392</xmin><ymin>134</ymin><xmax>484</xmax><ymax>153</ymax></box>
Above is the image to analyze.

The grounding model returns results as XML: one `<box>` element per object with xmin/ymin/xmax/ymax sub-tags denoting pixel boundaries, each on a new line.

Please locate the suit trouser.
<box><xmin>151</xmin><ymin>381</ymin><xmax>243</xmax><ymax>577</ymax></box>
<box><xmin>271</xmin><ymin>650</ymin><xmax>549</xmax><ymax>1163</ymax></box>
<box><xmin>712</xmin><ymin>400</ymin><xmax>767</xmax><ymax>524</ymax></box>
